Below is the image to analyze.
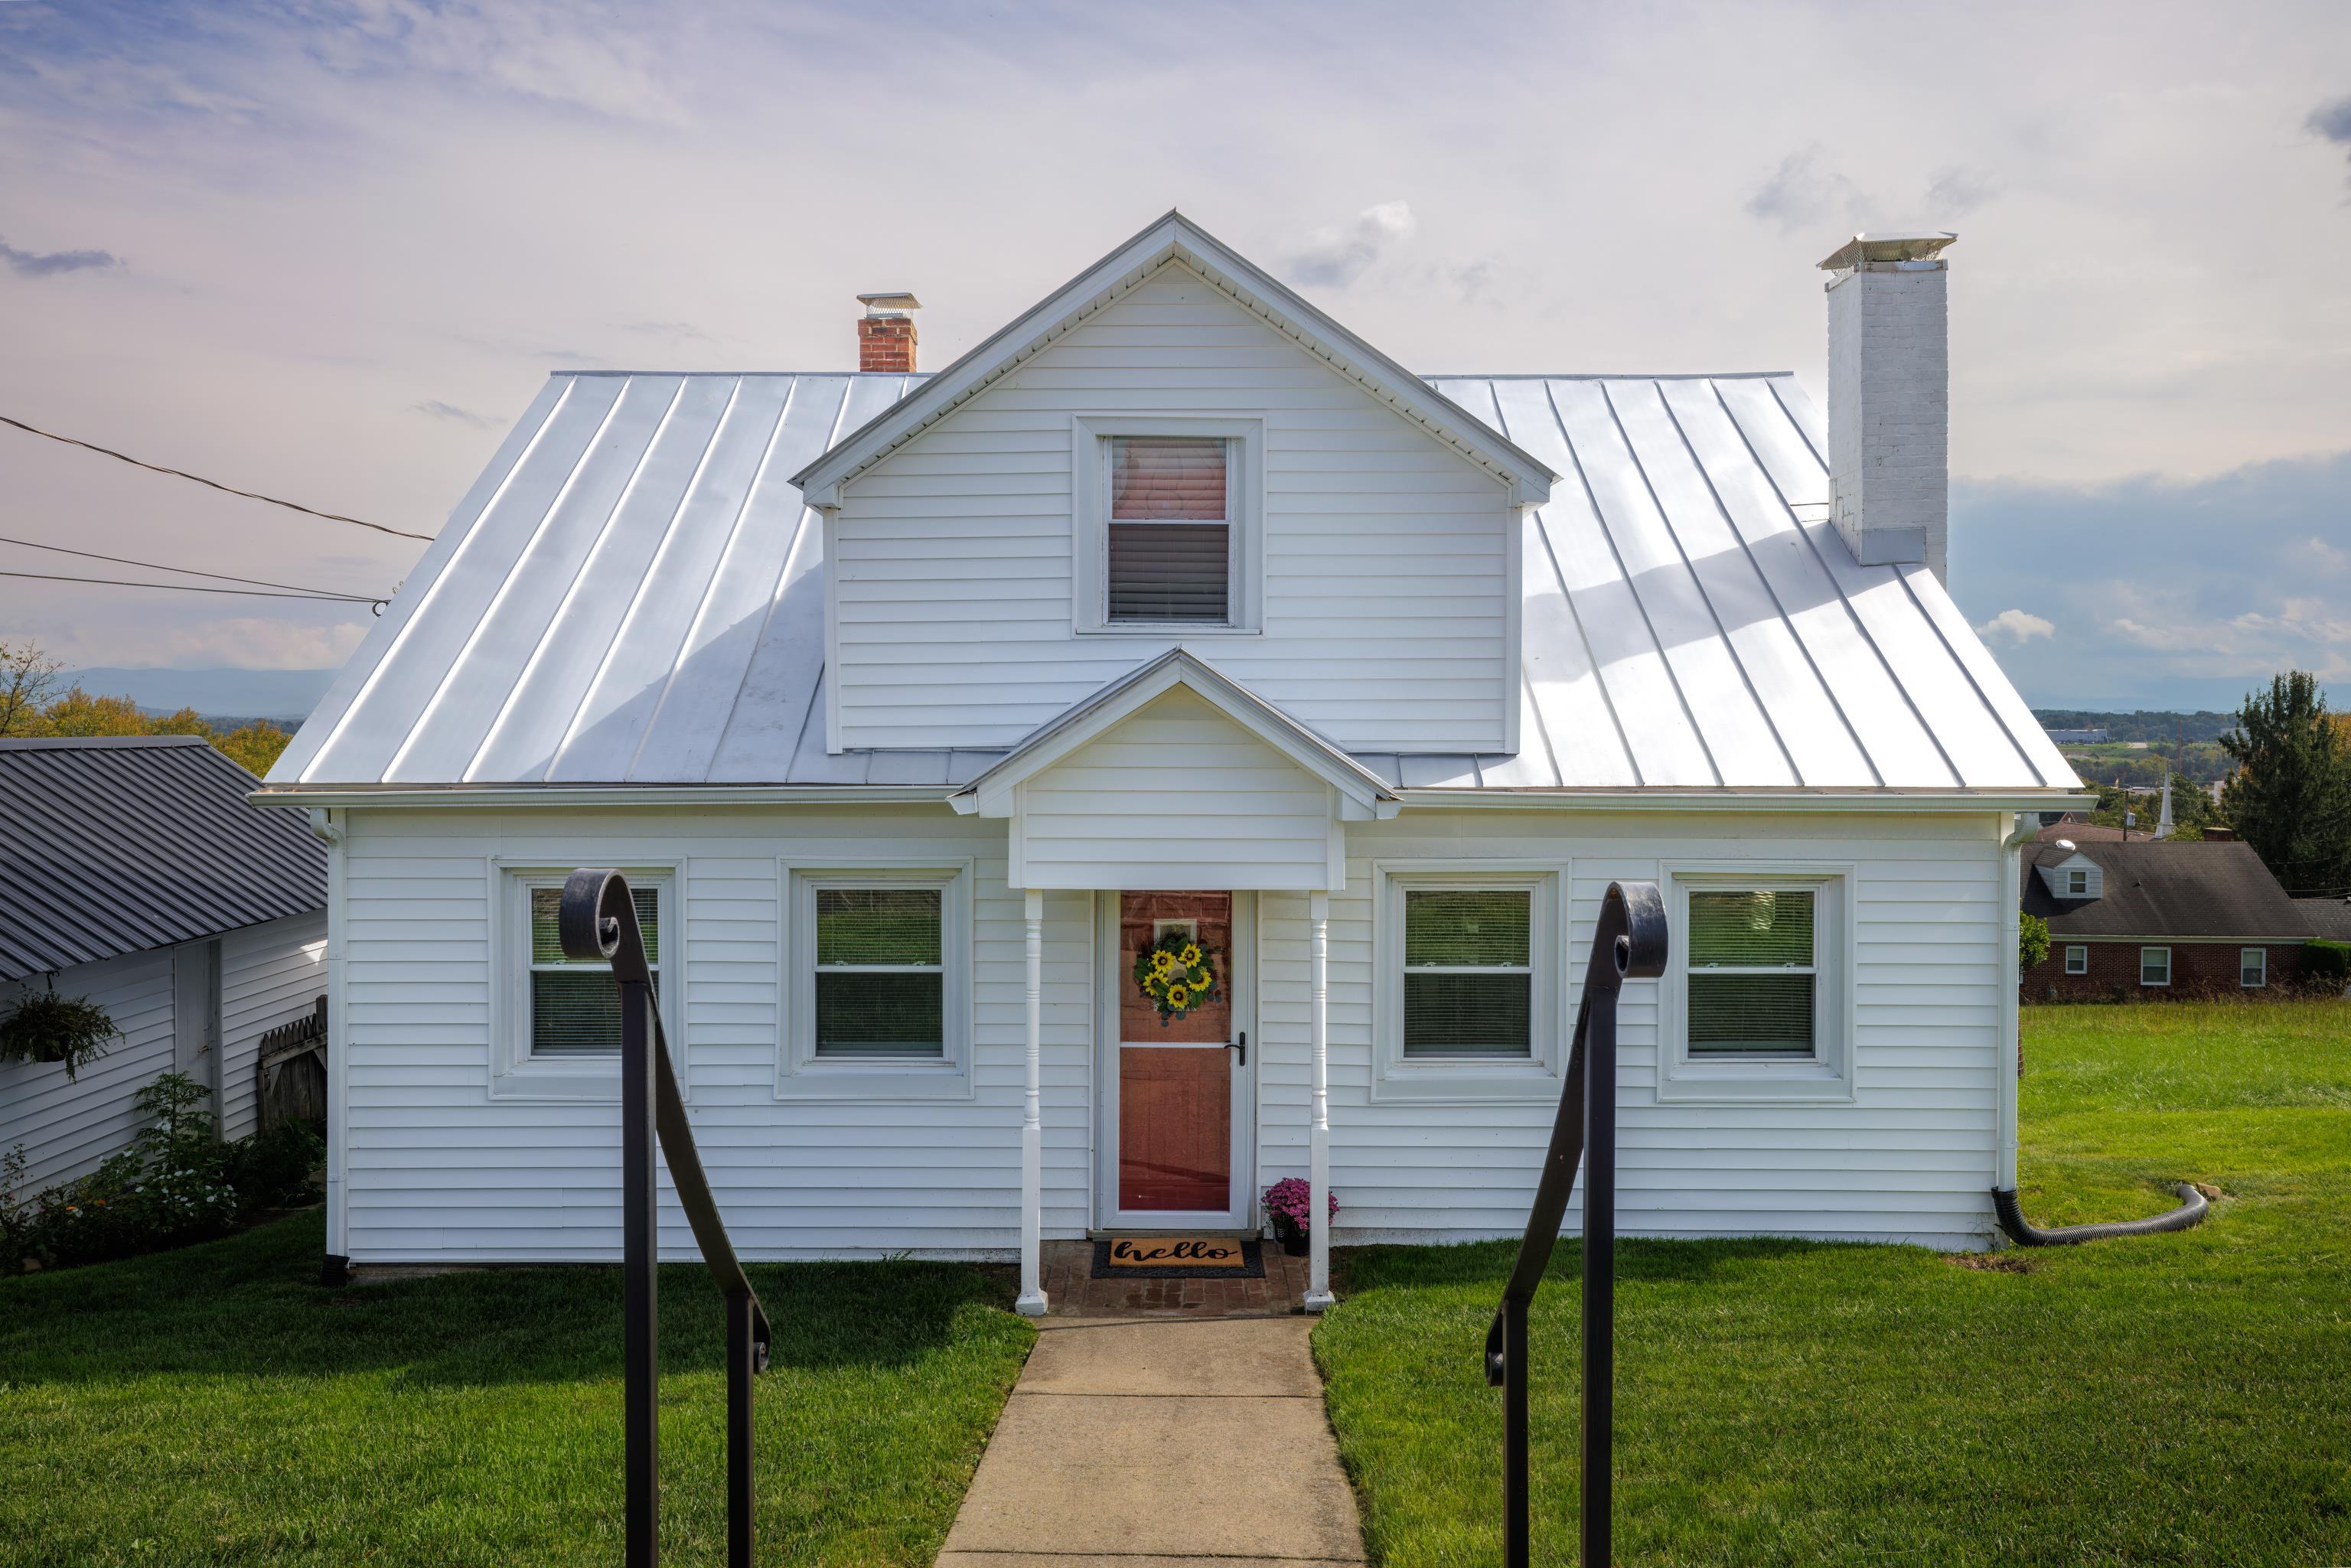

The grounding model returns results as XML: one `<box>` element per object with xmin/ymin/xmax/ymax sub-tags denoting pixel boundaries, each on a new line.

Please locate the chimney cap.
<box><xmin>857</xmin><ymin>291</ymin><xmax>921</xmax><ymax>315</ymax></box>
<box><xmin>1817</xmin><ymin>232</ymin><xmax>1957</xmax><ymax>272</ymax></box>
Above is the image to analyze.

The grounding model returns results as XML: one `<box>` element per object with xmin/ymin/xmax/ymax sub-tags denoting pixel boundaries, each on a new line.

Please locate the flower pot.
<box><xmin>1272</xmin><ymin>1215</ymin><xmax>1309</xmax><ymax>1257</ymax></box>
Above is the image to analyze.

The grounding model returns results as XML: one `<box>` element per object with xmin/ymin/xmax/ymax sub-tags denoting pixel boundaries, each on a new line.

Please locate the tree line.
<box><xmin>0</xmin><ymin>640</ymin><xmax>292</xmax><ymax>777</ymax></box>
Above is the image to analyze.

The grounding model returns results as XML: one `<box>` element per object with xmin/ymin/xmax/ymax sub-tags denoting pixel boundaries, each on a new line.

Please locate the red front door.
<box><xmin>1116</xmin><ymin>892</ymin><xmax>1235</xmax><ymax>1213</ymax></box>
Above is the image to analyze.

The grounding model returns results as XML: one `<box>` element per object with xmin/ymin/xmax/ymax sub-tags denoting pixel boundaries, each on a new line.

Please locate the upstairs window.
<box><xmin>2066</xmin><ymin>868</ymin><xmax>2089</xmax><ymax>895</ymax></box>
<box><xmin>1107</xmin><ymin>435</ymin><xmax>1230</xmax><ymax>624</ymax></box>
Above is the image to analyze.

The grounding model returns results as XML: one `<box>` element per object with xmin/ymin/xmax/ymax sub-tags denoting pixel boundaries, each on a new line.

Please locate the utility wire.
<box><xmin>1</xmin><ymin>412</ymin><xmax>432</xmax><ymax>542</ymax></box>
<box><xmin>0</xmin><ymin>569</ymin><xmax>380</xmax><ymax>604</ymax></box>
<box><xmin>0</xmin><ymin>531</ymin><xmax>389</xmax><ymax>603</ymax></box>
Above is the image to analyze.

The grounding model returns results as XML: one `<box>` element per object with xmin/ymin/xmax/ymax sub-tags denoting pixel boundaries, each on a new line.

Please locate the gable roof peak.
<box><xmin>792</xmin><ymin>210</ymin><xmax>1557</xmax><ymax>509</ymax></box>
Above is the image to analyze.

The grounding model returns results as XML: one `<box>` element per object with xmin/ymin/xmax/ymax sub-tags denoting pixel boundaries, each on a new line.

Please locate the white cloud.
<box><xmin>1288</xmin><ymin>202</ymin><xmax>1417</xmax><ymax>289</ymax></box>
<box><xmin>1975</xmin><ymin>608</ymin><xmax>2054</xmax><ymax>644</ymax></box>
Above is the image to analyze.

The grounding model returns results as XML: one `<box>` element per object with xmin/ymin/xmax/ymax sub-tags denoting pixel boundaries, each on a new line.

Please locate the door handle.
<box><xmin>1231</xmin><ymin>1032</ymin><xmax>1247</xmax><ymax>1068</ymax></box>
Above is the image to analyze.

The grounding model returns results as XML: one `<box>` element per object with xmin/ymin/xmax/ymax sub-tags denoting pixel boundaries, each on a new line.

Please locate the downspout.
<box><xmin>1989</xmin><ymin>810</ymin><xmax>2211</xmax><ymax>1247</ymax></box>
<box><xmin>308</xmin><ymin>807</ymin><xmax>351</xmax><ymax>1286</ymax></box>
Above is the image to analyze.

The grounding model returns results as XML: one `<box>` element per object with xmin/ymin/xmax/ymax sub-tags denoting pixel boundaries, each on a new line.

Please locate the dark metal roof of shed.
<box><xmin>0</xmin><ymin>736</ymin><xmax>326</xmax><ymax>982</ymax></box>
<box><xmin>2023</xmin><ymin>839</ymin><xmax>2323</xmax><ymax>940</ymax></box>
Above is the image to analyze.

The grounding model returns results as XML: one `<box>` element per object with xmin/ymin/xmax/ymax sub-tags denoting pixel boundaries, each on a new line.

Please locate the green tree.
<box><xmin>2019</xmin><ymin>912</ymin><xmax>2051</xmax><ymax>970</ymax></box>
<box><xmin>0</xmin><ymin>640</ymin><xmax>60</xmax><ymax>735</ymax></box>
<box><xmin>2220</xmin><ymin>672</ymin><xmax>2351</xmax><ymax>895</ymax></box>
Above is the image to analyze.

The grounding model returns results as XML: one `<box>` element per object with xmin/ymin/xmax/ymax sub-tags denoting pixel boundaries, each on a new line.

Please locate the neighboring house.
<box><xmin>255</xmin><ymin>214</ymin><xmax>2082</xmax><ymax>1295</ymax></box>
<box><xmin>2022</xmin><ymin>837</ymin><xmax>2341</xmax><ymax>998</ymax></box>
<box><xmin>1</xmin><ymin>737</ymin><xmax>328</xmax><ymax>1193</ymax></box>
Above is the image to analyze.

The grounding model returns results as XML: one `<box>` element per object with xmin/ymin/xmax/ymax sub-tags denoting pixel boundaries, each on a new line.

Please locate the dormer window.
<box><xmin>1107</xmin><ymin>436</ymin><xmax>1231</xmax><ymax>624</ymax></box>
<box><xmin>2066</xmin><ymin>868</ymin><xmax>2088</xmax><ymax>895</ymax></box>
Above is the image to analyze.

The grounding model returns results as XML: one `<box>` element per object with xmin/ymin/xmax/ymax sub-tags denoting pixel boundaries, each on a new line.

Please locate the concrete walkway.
<box><xmin>937</xmin><ymin>1316</ymin><xmax>1367</xmax><ymax>1567</ymax></box>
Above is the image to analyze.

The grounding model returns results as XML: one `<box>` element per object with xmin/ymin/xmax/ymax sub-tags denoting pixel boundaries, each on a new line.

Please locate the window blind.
<box><xmin>815</xmin><ymin>887</ymin><xmax>945</xmax><ymax>1057</ymax></box>
<box><xmin>529</xmin><ymin>884</ymin><xmax>658</xmax><ymax>1056</ymax></box>
<box><xmin>1108</xmin><ymin>436</ymin><xmax>1229</xmax><ymax>623</ymax></box>
<box><xmin>1687</xmin><ymin>888</ymin><xmax>1815</xmax><ymax>1056</ymax></box>
<box><xmin>1402</xmin><ymin>888</ymin><xmax>1534</xmax><ymax>1057</ymax></box>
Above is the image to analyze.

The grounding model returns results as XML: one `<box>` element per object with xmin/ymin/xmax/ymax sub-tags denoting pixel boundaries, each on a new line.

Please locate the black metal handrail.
<box><xmin>559</xmin><ymin>867</ymin><xmax>773</xmax><ymax>1568</ymax></box>
<box><xmin>1482</xmin><ymin>879</ymin><xmax>1668</xmax><ymax>1568</ymax></box>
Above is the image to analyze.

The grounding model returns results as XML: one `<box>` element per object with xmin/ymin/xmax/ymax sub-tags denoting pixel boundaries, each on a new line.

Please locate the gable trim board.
<box><xmin>791</xmin><ymin>211</ymin><xmax>1558</xmax><ymax>513</ymax></box>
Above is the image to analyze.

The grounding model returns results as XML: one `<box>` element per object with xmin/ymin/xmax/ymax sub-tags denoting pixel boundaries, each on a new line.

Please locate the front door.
<box><xmin>1097</xmin><ymin>891</ymin><xmax>1252</xmax><ymax>1231</ymax></box>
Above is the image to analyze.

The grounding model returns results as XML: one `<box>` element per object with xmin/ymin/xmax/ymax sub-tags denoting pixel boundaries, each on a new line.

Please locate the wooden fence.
<box><xmin>256</xmin><ymin>996</ymin><xmax>328</xmax><ymax>1132</ymax></box>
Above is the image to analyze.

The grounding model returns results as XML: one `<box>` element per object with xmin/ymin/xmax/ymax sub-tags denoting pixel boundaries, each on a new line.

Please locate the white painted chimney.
<box><xmin>1818</xmin><ymin>232</ymin><xmax>1957</xmax><ymax>582</ymax></box>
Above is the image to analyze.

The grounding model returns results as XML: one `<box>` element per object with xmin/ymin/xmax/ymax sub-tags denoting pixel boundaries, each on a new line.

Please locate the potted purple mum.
<box><xmin>1261</xmin><ymin>1176</ymin><xmax>1338</xmax><ymax>1257</ymax></box>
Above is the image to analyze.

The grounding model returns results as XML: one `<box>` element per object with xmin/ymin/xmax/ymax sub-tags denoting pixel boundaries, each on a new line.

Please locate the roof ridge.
<box><xmin>0</xmin><ymin>735</ymin><xmax>213</xmax><ymax>750</ymax></box>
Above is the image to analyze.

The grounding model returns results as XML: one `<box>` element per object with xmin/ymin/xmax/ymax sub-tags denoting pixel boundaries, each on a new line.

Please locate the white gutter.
<box><xmin>1400</xmin><ymin>788</ymin><xmax>2095</xmax><ymax>815</ymax></box>
<box><xmin>250</xmin><ymin>784</ymin><xmax>964</xmax><ymax>810</ymax></box>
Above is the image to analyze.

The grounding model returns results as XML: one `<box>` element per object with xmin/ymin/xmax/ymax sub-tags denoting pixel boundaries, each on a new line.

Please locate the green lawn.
<box><xmin>0</xmin><ymin>1215</ymin><xmax>1032</xmax><ymax>1566</ymax></box>
<box><xmin>1314</xmin><ymin>1000</ymin><xmax>2351</xmax><ymax>1566</ymax></box>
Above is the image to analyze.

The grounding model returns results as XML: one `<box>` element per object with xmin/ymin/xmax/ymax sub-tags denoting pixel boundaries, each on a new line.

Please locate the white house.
<box><xmin>256</xmin><ymin>214</ymin><xmax>2079</xmax><ymax>1309</ymax></box>
<box><xmin>2</xmin><ymin>737</ymin><xmax>328</xmax><ymax>1193</ymax></box>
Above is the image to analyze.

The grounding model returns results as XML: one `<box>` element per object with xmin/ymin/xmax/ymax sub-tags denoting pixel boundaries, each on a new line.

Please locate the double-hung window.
<box><xmin>2240</xmin><ymin>947</ymin><xmax>2267</xmax><ymax>989</ymax></box>
<box><xmin>814</xmin><ymin>888</ymin><xmax>944</xmax><ymax>1057</ymax></box>
<box><xmin>2066</xmin><ymin>868</ymin><xmax>2089</xmax><ymax>895</ymax></box>
<box><xmin>2141</xmin><ymin>947</ymin><xmax>2172</xmax><ymax>986</ymax></box>
<box><xmin>2064</xmin><ymin>945</ymin><xmax>2089</xmax><ymax>976</ymax></box>
<box><xmin>1661</xmin><ymin>869</ymin><xmax>1851</xmax><ymax>1102</ymax></box>
<box><xmin>1401</xmin><ymin>888</ymin><xmax>1534</xmax><ymax>1058</ymax></box>
<box><xmin>781</xmin><ymin>865</ymin><xmax>972</xmax><ymax>1100</ymax></box>
<box><xmin>1686</xmin><ymin>889</ymin><xmax>1818</xmax><ymax>1057</ymax></box>
<box><xmin>494</xmin><ymin>866</ymin><xmax>677</xmax><ymax>1100</ymax></box>
<box><xmin>1106</xmin><ymin>435</ymin><xmax>1231</xmax><ymax>624</ymax></box>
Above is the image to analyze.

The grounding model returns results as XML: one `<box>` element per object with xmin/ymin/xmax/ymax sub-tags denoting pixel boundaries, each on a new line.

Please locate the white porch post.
<box><xmin>1016</xmin><ymin>889</ymin><xmax>1048</xmax><ymax>1316</ymax></box>
<box><xmin>1305</xmin><ymin>891</ymin><xmax>1335</xmax><ymax>1312</ymax></box>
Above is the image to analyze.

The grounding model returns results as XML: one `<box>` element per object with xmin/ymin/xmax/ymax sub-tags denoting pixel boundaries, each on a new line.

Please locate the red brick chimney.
<box><xmin>856</xmin><ymin>292</ymin><xmax>919</xmax><ymax>373</ymax></box>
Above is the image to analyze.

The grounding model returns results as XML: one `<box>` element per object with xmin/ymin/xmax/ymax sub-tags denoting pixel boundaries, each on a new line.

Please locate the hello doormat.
<box><xmin>1091</xmin><ymin>1236</ymin><xmax>1264</xmax><ymax>1279</ymax></box>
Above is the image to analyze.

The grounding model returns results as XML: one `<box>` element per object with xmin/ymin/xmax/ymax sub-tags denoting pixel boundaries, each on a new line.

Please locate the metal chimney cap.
<box><xmin>856</xmin><ymin>292</ymin><xmax>921</xmax><ymax>315</ymax></box>
<box><xmin>1817</xmin><ymin>232</ymin><xmax>1957</xmax><ymax>271</ymax></box>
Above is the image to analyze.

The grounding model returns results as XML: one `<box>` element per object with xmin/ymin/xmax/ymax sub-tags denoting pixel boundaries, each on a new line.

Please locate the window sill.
<box><xmin>1655</xmin><ymin>1058</ymin><xmax>1854</xmax><ymax>1104</ymax></box>
<box><xmin>1074</xmin><ymin>624</ymin><xmax>1263</xmax><ymax>637</ymax></box>
<box><xmin>775</xmin><ymin>1058</ymin><xmax>974</xmax><ymax>1103</ymax></box>
<box><xmin>489</xmin><ymin>1055</ymin><xmax>628</xmax><ymax>1103</ymax></box>
<box><xmin>1369</xmin><ymin>1056</ymin><xmax>1560</xmax><ymax>1105</ymax></box>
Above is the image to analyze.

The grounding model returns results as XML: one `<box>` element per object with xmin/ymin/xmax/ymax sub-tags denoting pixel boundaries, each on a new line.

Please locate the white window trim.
<box><xmin>778</xmin><ymin>861</ymin><xmax>974</xmax><ymax>1101</ymax></box>
<box><xmin>1071</xmin><ymin>413</ymin><xmax>1264</xmax><ymax>636</ymax></box>
<box><xmin>2141</xmin><ymin>946</ymin><xmax>2172</xmax><ymax>987</ymax></box>
<box><xmin>491</xmin><ymin>859</ymin><xmax>685</xmax><ymax>1103</ymax></box>
<box><xmin>1658</xmin><ymin>864</ymin><xmax>1855</xmax><ymax>1105</ymax></box>
<box><xmin>2064</xmin><ymin>944</ymin><xmax>2089</xmax><ymax>976</ymax></box>
<box><xmin>1371</xmin><ymin>862</ymin><xmax>1567</xmax><ymax>1103</ymax></box>
<box><xmin>2066</xmin><ymin>869</ymin><xmax>2089</xmax><ymax>895</ymax></box>
<box><xmin>2241</xmin><ymin>947</ymin><xmax>2267</xmax><ymax>989</ymax></box>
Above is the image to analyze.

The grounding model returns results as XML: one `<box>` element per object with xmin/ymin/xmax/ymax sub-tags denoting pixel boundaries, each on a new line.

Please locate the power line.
<box><xmin>0</xmin><ymin>569</ymin><xmax>379</xmax><ymax>604</ymax></box>
<box><xmin>0</xmin><ymin>531</ymin><xmax>390</xmax><ymax>603</ymax></box>
<box><xmin>0</xmin><ymin>412</ymin><xmax>433</xmax><ymax>543</ymax></box>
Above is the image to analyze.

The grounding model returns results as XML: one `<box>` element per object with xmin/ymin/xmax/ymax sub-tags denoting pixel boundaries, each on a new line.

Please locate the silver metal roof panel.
<box><xmin>266</xmin><ymin>367</ymin><xmax>2073</xmax><ymax>798</ymax></box>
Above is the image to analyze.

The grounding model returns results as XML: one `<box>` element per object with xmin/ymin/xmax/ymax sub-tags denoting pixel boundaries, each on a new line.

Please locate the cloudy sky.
<box><xmin>2</xmin><ymin>0</ymin><xmax>2347</xmax><ymax>712</ymax></box>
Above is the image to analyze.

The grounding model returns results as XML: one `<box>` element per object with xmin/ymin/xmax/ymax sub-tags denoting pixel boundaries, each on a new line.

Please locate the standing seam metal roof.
<box><xmin>1</xmin><ymin>737</ymin><xmax>327</xmax><ymax>982</ymax></box>
<box><xmin>266</xmin><ymin>367</ymin><xmax>2073</xmax><ymax>795</ymax></box>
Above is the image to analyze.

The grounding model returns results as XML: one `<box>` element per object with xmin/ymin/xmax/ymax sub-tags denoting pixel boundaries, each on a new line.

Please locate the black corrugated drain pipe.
<box><xmin>1992</xmin><ymin>1183</ymin><xmax>2209</xmax><ymax>1247</ymax></box>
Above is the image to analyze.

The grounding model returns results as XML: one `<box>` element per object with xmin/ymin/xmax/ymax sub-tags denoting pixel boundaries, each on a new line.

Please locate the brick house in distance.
<box><xmin>2022</xmin><ymin>835</ymin><xmax>2342</xmax><ymax>999</ymax></box>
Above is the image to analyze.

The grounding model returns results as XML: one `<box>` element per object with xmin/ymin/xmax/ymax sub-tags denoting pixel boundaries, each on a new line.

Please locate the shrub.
<box><xmin>2304</xmin><ymin>939</ymin><xmax>2351</xmax><ymax>987</ymax></box>
<box><xmin>2</xmin><ymin>1073</ymin><xmax>322</xmax><ymax>1272</ymax></box>
<box><xmin>2020</xmin><ymin>913</ymin><xmax>2052</xmax><ymax>972</ymax></box>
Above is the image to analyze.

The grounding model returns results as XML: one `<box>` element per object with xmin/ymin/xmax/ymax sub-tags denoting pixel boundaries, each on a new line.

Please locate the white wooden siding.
<box><xmin>333</xmin><ymin>801</ymin><xmax>2005</xmax><ymax>1262</ymax></box>
<box><xmin>220</xmin><ymin>912</ymin><xmax>328</xmax><ymax>1141</ymax></box>
<box><xmin>0</xmin><ymin>948</ymin><xmax>176</xmax><ymax>1192</ymax></box>
<box><xmin>1257</xmin><ymin>810</ymin><xmax>2006</xmax><ymax>1250</ymax></box>
<box><xmin>1015</xmin><ymin>687</ymin><xmax>1339</xmax><ymax>891</ymax></box>
<box><xmin>830</xmin><ymin>264</ymin><xmax>1515</xmax><ymax>754</ymax></box>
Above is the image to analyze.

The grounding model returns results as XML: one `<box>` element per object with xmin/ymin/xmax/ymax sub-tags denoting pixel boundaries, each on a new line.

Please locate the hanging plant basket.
<box><xmin>1</xmin><ymin>989</ymin><xmax>121</xmax><ymax>1081</ymax></box>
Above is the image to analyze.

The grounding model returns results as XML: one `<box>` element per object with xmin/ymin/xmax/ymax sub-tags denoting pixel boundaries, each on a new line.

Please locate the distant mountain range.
<box><xmin>60</xmin><ymin>667</ymin><xmax>334</xmax><ymax>728</ymax></box>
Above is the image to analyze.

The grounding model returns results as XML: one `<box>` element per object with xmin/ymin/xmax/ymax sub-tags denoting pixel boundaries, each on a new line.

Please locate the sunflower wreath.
<box><xmin>1133</xmin><ymin>930</ymin><xmax>1221</xmax><ymax>1025</ymax></box>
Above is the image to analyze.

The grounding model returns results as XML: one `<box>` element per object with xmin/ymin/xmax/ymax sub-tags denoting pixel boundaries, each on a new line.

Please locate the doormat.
<box><xmin>1091</xmin><ymin>1236</ymin><xmax>1264</xmax><ymax>1279</ymax></box>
